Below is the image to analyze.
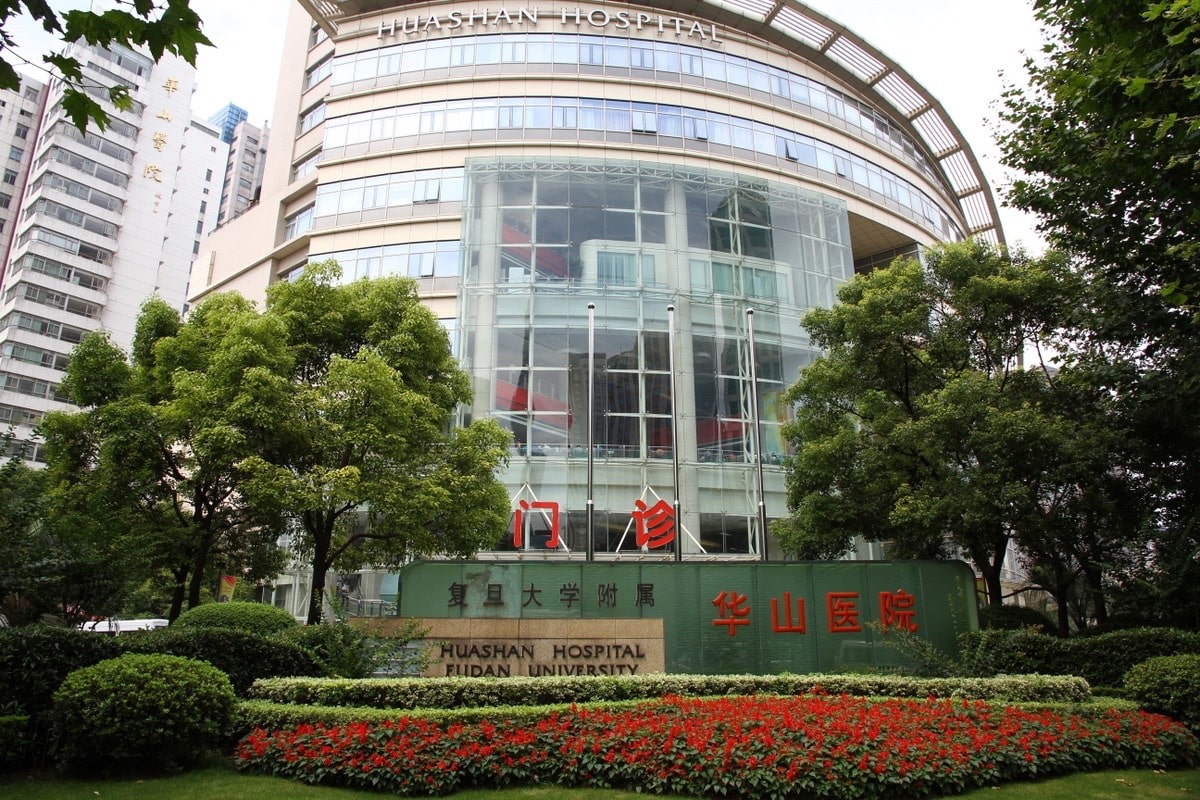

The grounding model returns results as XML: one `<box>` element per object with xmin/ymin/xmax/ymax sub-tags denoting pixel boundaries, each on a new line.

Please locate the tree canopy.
<box><xmin>777</xmin><ymin>242</ymin><xmax>1144</xmax><ymax>631</ymax></box>
<box><xmin>238</xmin><ymin>262</ymin><xmax>511</xmax><ymax>624</ymax></box>
<box><xmin>998</xmin><ymin>0</ymin><xmax>1200</xmax><ymax>627</ymax></box>
<box><xmin>0</xmin><ymin>0</ymin><xmax>211</xmax><ymax>131</ymax></box>
<box><xmin>34</xmin><ymin>265</ymin><xmax>510</xmax><ymax>625</ymax></box>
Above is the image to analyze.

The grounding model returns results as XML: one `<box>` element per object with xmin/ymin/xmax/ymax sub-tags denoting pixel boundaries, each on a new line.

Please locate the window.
<box><xmin>298</xmin><ymin>102</ymin><xmax>326</xmax><ymax>135</ymax></box>
<box><xmin>205</xmin><ymin>168</ymin><xmax>213</xmax><ymax>181</ymax></box>
<box><xmin>0</xmin><ymin>194</ymin><xmax>9</xmax><ymax>209</ymax></box>
<box><xmin>14</xmin><ymin>124</ymin><xmax>28</xmax><ymax>139</ymax></box>
<box><xmin>283</xmin><ymin>204</ymin><xmax>315</xmax><ymax>240</ymax></box>
<box><xmin>2</xmin><ymin>169</ymin><xmax>15</xmax><ymax>186</ymax></box>
<box><xmin>304</xmin><ymin>55</ymin><xmax>333</xmax><ymax>90</ymax></box>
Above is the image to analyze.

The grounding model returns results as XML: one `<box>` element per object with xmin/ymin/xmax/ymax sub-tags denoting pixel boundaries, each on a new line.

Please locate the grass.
<box><xmin>1</xmin><ymin>763</ymin><xmax>1198</xmax><ymax>799</ymax></box>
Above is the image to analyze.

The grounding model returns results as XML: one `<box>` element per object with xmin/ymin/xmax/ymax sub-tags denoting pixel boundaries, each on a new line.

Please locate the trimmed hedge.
<box><xmin>118</xmin><ymin>627</ymin><xmax>326</xmax><ymax>695</ymax></box>
<box><xmin>172</xmin><ymin>601</ymin><xmax>298</xmax><ymax>637</ymax></box>
<box><xmin>52</xmin><ymin>654</ymin><xmax>235</xmax><ymax>774</ymax></box>
<box><xmin>248</xmin><ymin>672</ymin><xmax>1092</xmax><ymax>710</ymax></box>
<box><xmin>1124</xmin><ymin>654</ymin><xmax>1200</xmax><ymax>732</ymax></box>
<box><xmin>0</xmin><ymin>625</ymin><xmax>119</xmax><ymax>714</ymax></box>
<box><xmin>0</xmin><ymin>715</ymin><xmax>29</xmax><ymax>770</ymax></box>
<box><xmin>960</xmin><ymin>627</ymin><xmax>1200</xmax><ymax>687</ymax></box>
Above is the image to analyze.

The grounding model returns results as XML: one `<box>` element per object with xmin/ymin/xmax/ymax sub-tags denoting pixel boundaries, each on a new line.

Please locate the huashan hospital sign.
<box><xmin>377</xmin><ymin>6</ymin><xmax>726</xmax><ymax>44</ymax></box>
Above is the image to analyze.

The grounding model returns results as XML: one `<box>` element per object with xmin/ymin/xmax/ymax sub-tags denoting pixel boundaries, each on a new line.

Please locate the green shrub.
<box><xmin>0</xmin><ymin>625</ymin><xmax>119</xmax><ymax>715</ymax></box>
<box><xmin>1124</xmin><ymin>654</ymin><xmax>1200</xmax><ymax>732</ymax></box>
<box><xmin>274</xmin><ymin>619</ymin><xmax>428</xmax><ymax>679</ymax></box>
<box><xmin>978</xmin><ymin>604</ymin><xmax>1057</xmax><ymax>634</ymax></box>
<box><xmin>247</xmin><ymin>671</ymin><xmax>1091</xmax><ymax>710</ymax></box>
<box><xmin>958</xmin><ymin>627</ymin><xmax>1200</xmax><ymax>686</ymax></box>
<box><xmin>118</xmin><ymin>627</ymin><xmax>326</xmax><ymax>694</ymax></box>
<box><xmin>171</xmin><ymin>601</ymin><xmax>298</xmax><ymax>636</ymax></box>
<box><xmin>51</xmin><ymin>654</ymin><xmax>235</xmax><ymax>774</ymax></box>
<box><xmin>0</xmin><ymin>714</ymin><xmax>29</xmax><ymax>770</ymax></box>
<box><xmin>274</xmin><ymin>623</ymin><xmax>379</xmax><ymax>678</ymax></box>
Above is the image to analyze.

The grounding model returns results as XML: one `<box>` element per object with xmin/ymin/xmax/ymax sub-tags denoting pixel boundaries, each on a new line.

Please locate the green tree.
<box><xmin>39</xmin><ymin>298</ymin><xmax>286</xmax><ymax>621</ymax></box>
<box><xmin>238</xmin><ymin>263</ymin><xmax>511</xmax><ymax>624</ymax></box>
<box><xmin>778</xmin><ymin>242</ymin><xmax>1141</xmax><ymax>626</ymax></box>
<box><xmin>0</xmin><ymin>434</ymin><xmax>48</xmax><ymax>623</ymax></box>
<box><xmin>0</xmin><ymin>1</ymin><xmax>211</xmax><ymax>131</ymax></box>
<box><xmin>998</xmin><ymin>0</ymin><xmax>1200</xmax><ymax>627</ymax></box>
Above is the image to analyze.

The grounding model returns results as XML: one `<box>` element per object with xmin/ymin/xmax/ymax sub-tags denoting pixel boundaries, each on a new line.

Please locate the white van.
<box><xmin>78</xmin><ymin>618</ymin><xmax>169</xmax><ymax>635</ymax></box>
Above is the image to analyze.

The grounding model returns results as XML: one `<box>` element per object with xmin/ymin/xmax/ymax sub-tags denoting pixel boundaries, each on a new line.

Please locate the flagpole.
<box><xmin>668</xmin><ymin>304</ymin><xmax>682</xmax><ymax>562</ymax></box>
<box><xmin>586</xmin><ymin>302</ymin><xmax>596</xmax><ymax>562</ymax></box>
<box><xmin>746</xmin><ymin>308</ymin><xmax>769</xmax><ymax>561</ymax></box>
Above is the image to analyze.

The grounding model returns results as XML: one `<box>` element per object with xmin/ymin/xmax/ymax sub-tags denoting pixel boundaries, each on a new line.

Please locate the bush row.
<box><xmin>959</xmin><ymin>627</ymin><xmax>1200</xmax><ymax>686</ymax></box>
<box><xmin>0</xmin><ymin>624</ymin><xmax>325</xmax><ymax>716</ymax></box>
<box><xmin>0</xmin><ymin>715</ymin><xmax>29</xmax><ymax>771</ymax></box>
<box><xmin>249</xmin><ymin>671</ymin><xmax>1092</xmax><ymax>709</ymax></box>
<box><xmin>235</xmin><ymin>693</ymin><xmax>1200</xmax><ymax>799</ymax></box>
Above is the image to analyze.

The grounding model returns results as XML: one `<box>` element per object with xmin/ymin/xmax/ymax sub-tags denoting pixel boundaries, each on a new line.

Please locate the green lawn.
<box><xmin>2</xmin><ymin>763</ymin><xmax>1198</xmax><ymax>799</ymax></box>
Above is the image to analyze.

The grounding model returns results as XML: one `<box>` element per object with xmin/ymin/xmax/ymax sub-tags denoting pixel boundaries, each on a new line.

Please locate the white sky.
<box><xmin>8</xmin><ymin>0</ymin><xmax>1047</xmax><ymax>250</ymax></box>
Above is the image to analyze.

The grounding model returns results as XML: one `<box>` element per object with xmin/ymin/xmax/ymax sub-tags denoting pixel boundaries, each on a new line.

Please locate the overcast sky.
<box><xmin>9</xmin><ymin>0</ymin><xmax>1047</xmax><ymax>249</ymax></box>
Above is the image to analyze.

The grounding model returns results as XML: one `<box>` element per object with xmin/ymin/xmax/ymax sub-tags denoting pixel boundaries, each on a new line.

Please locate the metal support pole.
<box><xmin>586</xmin><ymin>302</ymin><xmax>596</xmax><ymax>561</ymax></box>
<box><xmin>747</xmin><ymin>308</ymin><xmax>769</xmax><ymax>561</ymax></box>
<box><xmin>668</xmin><ymin>304</ymin><xmax>682</xmax><ymax>562</ymax></box>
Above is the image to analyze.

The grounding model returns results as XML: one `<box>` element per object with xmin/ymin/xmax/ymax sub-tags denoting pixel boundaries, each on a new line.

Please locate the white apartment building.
<box><xmin>0</xmin><ymin>78</ymin><xmax>48</xmax><ymax>283</ymax></box>
<box><xmin>0</xmin><ymin>42</ymin><xmax>228</xmax><ymax>460</ymax></box>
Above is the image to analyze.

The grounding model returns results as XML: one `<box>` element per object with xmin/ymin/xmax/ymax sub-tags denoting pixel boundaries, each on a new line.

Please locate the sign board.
<box><xmin>397</xmin><ymin>561</ymin><xmax>978</xmax><ymax>676</ymax></box>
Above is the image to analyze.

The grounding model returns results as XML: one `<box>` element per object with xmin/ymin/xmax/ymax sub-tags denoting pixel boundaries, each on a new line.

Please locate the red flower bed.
<box><xmin>235</xmin><ymin>693</ymin><xmax>1199</xmax><ymax>798</ymax></box>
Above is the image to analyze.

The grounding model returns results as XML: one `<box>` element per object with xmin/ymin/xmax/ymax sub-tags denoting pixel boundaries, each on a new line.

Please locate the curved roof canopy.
<box><xmin>299</xmin><ymin>0</ymin><xmax>1005</xmax><ymax>247</ymax></box>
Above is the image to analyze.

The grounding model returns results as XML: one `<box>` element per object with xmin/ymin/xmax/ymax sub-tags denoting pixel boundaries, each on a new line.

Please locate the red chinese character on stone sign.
<box><xmin>712</xmin><ymin>590</ymin><xmax>751</xmax><ymax>636</ymax></box>
<box><xmin>879</xmin><ymin>589</ymin><xmax>918</xmax><ymax>632</ymax></box>
<box><xmin>826</xmin><ymin>591</ymin><xmax>862</xmax><ymax>633</ymax></box>
<box><xmin>513</xmin><ymin>499</ymin><xmax>560</xmax><ymax>549</ymax></box>
<box><xmin>633</xmin><ymin>498</ymin><xmax>676</xmax><ymax>549</ymax></box>
<box><xmin>770</xmin><ymin>592</ymin><xmax>807</xmax><ymax>633</ymax></box>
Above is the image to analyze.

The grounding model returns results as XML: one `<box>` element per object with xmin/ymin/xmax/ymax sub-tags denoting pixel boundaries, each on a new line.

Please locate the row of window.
<box><xmin>0</xmin><ymin>370</ymin><xmax>60</xmax><ymax>401</ymax></box>
<box><xmin>313</xmin><ymin>166</ymin><xmax>463</xmax><ymax>217</ymax></box>
<box><xmin>18</xmin><ymin>226</ymin><xmax>113</xmax><ymax>264</ymax></box>
<box><xmin>12</xmin><ymin>252</ymin><xmax>107</xmax><ymax>292</ymax></box>
<box><xmin>30</xmin><ymin>172</ymin><xmax>123</xmax><ymax>213</ymax></box>
<box><xmin>1</xmin><ymin>310</ymin><xmax>87</xmax><ymax>345</ymax></box>
<box><xmin>306</xmin><ymin>240</ymin><xmax>461</xmax><ymax>282</ymax></box>
<box><xmin>10</xmin><ymin>282</ymin><xmax>101</xmax><ymax>319</ymax></box>
<box><xmin>327</xmin><ymin>33</ymin><xmax>936</xmax><ymax>184</ymax></box>
<box><xmin>0</xmin><ymin>402</ymin><xmax>43</xmax><ymax>427</ymax></box>
<box><xmin>321</xmin><ymin>96</ymin><xmax>959</xmax><ymax>240</ymax></box>
<box><xmin>81</xmin><ymin>82</ymin><xmax>145</xmax><ymax>117</ymax></box>
<box><xmin>49</xmin><ymin>120</ymin><xmax>136</xmax><ymax>163</ymax></box>
<box><xmin>25</xmin><ymin>199</ymin><xmax>118</xmax><ymax>239</ymax></box>
<box><xmin>93</xmin><ymin>43</ymin><xmax>153</xmax><ymax>78</ymax></box>
<box><xmin>37</xmin><ymin>146</ymin><xmax>129</xmax><ymax>189</ymax></box>
<box><xmin>2</xmin><ymin>341</ymin><xmax>71</xmax><ymax>371</ymax></box>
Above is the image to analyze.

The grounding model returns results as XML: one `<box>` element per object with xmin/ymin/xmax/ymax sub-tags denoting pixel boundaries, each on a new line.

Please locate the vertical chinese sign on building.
<box><xmin>397</xmin><ymin>560</ymin><xmax>978</xmax><ymax>676</ymax></box>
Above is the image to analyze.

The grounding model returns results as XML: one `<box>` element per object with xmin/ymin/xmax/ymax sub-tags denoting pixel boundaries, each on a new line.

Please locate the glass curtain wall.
<box><xmin>458</xmin><ymin>158</ymin><xmax>851</xmax><ymax>555</ymax></box>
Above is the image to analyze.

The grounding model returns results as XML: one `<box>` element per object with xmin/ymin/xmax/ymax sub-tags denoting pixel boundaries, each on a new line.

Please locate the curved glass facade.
<box><xmin>328</xmin><ymin>33</ymin><xmax>937</xmax><ymax>185</ymax></box>
<box><xmin>323</xmin><ymin>95</ymin><xmax>960</xmax><ymax>241</ymax></box>
<box><xmin>458</xmin><ymin>157</ymin><xmax>849</xmax><ymax>555</ymax></box>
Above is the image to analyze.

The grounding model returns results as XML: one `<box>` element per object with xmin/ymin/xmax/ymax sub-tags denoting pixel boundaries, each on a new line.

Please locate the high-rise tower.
<box><xmin>0</xmin><ymin>43</ymin><xmax>228</xmax><ymax>461</ymax></box>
